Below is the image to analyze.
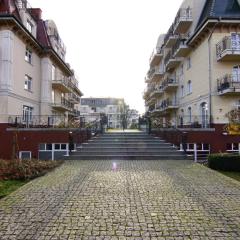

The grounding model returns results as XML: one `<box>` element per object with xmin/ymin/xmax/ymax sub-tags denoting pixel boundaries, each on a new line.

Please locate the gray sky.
<box><xmin>29</xmin><ymin>0</ymin><xmax>182</xmax><ymax>114</ymax></box>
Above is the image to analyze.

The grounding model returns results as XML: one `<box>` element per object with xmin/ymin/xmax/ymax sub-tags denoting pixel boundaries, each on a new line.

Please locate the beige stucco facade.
<box><xmin>144</xmin><ymin>0</ymin><xmax>240</xmax><ymax>128</ymax></box>
<box><xmin>0</xmin><ymin>1</ymin><xmax>83</xmax><ymax>126</ymax></box>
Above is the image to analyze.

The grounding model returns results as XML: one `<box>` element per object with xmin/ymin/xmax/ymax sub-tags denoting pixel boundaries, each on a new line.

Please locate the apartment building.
<box><xmin>80</xmin><ymin>98</ymin><xmax>139</xmax><ymax>129</ymax></box>
<box><xmin>144</xmin><ymin>0</ymin><xmax>240</xmax><ymax>153</ymax></box>
<box><xmin>0</xmin><ymin>0</ymin><xmax>83</xmax><ymax>159</ymax></box>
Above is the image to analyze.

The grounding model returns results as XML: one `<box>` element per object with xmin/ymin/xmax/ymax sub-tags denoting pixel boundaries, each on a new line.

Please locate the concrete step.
<box><xmin>64</xmin><ymin>155</ymin><xmax>187</xmax><ymax>160</ymax></box>
<box><xmin>76</xmin><ymin>147</ymin><xmax>178</xmax><ymax>152</ymax></box>
<box><xmin>82</xmin><ymin>143</ymin><xmax>173</xmax><ymax>147</ymax></box>
<box><xmin>71</xmin><ymin>151</ymin><xmax>182</xmax><ymax>156</ymax></box>
<box><xmin>88</xmin><ymin>138</ymin><xmax>165</xmax><ymax>143</ymax></box>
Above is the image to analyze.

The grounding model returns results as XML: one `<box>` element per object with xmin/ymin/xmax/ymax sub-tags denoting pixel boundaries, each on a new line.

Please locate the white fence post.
<box><xmin>194</xmin><ymin>143</ymin><xmax>197</xmax><ymax>163</ymax></box>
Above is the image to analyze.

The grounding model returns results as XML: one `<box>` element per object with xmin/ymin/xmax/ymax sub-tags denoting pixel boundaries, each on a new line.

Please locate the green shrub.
<box><xmin>0</xmin><ymin>159</ymin><xmax>63</xmax><ymax>180</ymax></box>
<box><xmin>208</xmin><ymin>154</ymin><xmax>240</xmax><ymax>171</ymax></box>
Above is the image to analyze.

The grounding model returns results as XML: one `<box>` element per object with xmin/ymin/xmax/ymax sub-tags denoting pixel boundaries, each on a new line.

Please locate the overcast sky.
<box><xmin>29</xmin><ymin>0</ymin><xmax>183</xmax><ymax>114</ymax></box>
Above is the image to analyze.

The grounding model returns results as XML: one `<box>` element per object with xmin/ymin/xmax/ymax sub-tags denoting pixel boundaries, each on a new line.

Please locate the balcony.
<box><xmin>52</xmin><ymin>98</ymin><xmax>73</xmax><ymax>112</ymax></box>
<box><xmin>52</xmin><ymin>79</ymin><xmax>71</xmax><ymax>93</ymax></box>
<box><xmin>173</xmin><ymin>8</ymin><xmax>192</xmax><ymax>34</ymax></box>
<box><xmin>162</xmin><ymin>78</ymin><xmax>179</xmax><ymax>91</ymax></box>
<box><xmin>164</xmin><ymin>27</ymin><xmax>179</xmax><ymax>48</ymax></box>
<box><xmin>160</xmin><ymin>99</ymin><xmax>179</xmax><ymax>112</ymax></box>
<box><xmin>151</xmin><ymin>86</ymin><xmax>164</xmax><ymax>98</ymax></box>
<box><xmin>216</xmin><ymin>36</ymin><xmax>240</xmax><ymax>61</ymax></box>
<box><xmin>149</xmin><ymin>47</ymin><xmax>163</xmax><ymax>66</ymax></box>
<box><xmin>164</xmin><ymin>51</ymin><xmax>182</xmax><ymax>71</ymax></box>
<box><xmin>173</xmin><ymin>38</ymin><xmax>190</xmax><ymax>57</ymax></box>
<box><xmin>217</xmin><ymin>74</ymin><xmax>240</xmax><ymax>95</ymax></box>
<box><xmin>69</xmin><ymin>93</ymin><xmax>80</xmax><ymax>104</ymax></box>
<box><xmin>147</xmin><ymin>66</ymin><xmax>165</xmax><ymax>82</ymax></box>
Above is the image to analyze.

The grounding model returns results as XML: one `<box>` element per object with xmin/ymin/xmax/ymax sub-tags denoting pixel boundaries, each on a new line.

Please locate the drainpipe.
<box><xmin>207</xmin><ymin>18</ymin><xmax>221</xmax><ymax>127</ymax></box>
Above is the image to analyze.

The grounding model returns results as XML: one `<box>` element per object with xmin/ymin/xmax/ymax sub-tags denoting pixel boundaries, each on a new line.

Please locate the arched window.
<box><xmin>187</xmin><ymin>80</ymin><xmax>192</xmax><ymax>94</ymax></box>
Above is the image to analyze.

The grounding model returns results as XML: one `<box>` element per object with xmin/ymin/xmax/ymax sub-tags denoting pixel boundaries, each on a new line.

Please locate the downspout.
<box><xmin>207</xmin><ymin>18</ymin><xmax>221</xmax><ymax>127</ymax></box>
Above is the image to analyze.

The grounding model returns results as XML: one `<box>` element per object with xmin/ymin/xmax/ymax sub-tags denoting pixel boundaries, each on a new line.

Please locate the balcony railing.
<box><xmin>217</xmin><ymin>74</ymin><xmax>240</xmax><ymax>95</ymax></box>
<box><xmin>52</xmin><ymin>78</ymin><xmax>71</xmax><ymax>93</ymax></box>
<box><xmin>158</xmin><ymin>99</ymin><xmax>179</xmax><ymax>112</ymax></box>
<box><xmin>147</xmin><ymin>66</ymin><xmax>164</xmax><ymax>81</ymax></box>
<box><xmin>149</xmin><ymin>47</ymin><xmax>163</xmax><ymax>66</ymax></box>
<box><xmin>7</xmin><ymin>115</ymin><xmax>69</xmax><ymax>128</ymax></box>
<box><xmin>52</xmin><ymin>98</ymin><xmax>73</xmax><ymax>111</ymax></box>
<box><xmin>176</xmin><ymin>115</ymin><xmax>210</xmax><ymax>129</ymax></box>
<box><xmin>162</xmin><ymin>78</ymin><xmax>179</xmax><ymax>91</ymax></box>
<box><xmin>172</xmin><ymin>38</ymin><xmax>190</xmax><ymax>57</ymax></box>
<box><xmin>173</xmin><ymin>8</ymin><xmax>192</xmax><ymax>34</ymax></box>
<box><xmin>69</xmin><ymin>93</ymin><xmax>80</xmax><ymax>103</ymax></box>
<box><xmin>164</xmin><ymin>26</ymin><xmax>179</xmax><ymax>48</ymax></box>
<box><xmin>164</xmin><ymin>51</ymin><xmax>182</xmax><ymax>71</ymax></box>
<box><xmin>216</xmin><ymin>36</ymin><xmax>240</xmax><ymax>61</ymax></box>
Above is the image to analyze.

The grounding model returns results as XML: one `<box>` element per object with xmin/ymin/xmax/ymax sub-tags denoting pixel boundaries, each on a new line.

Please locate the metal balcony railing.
<box><xmin>162</xmin><ymin>78</ymin><xmax>178</xmax><ymax>90</ymax></box>
<box><xmin>149</xmin><ymin>47</ymin><xmax>163</xmax><ymax>64</ymax></box>
<box><xmin>16</xmin><ymin>0</ymin><xmax>31</xmax><ymax>9</ymax></box>
<box><xmin>216</xmin><ymin>36</ymin><xmax>240</xmax><ymax>60</ymax></box>
<box><xmin>217</xmin><ymin>74</ymin><xmax>240</xmax><ymax>93</ymax></box>
<box><xmin>173</xmin><ymin>8</ymin><xmax>192</xmax><ymax>33</ymax></box>
<box><xmin>176</xmin><ymin>115</ymin><xmax>210</xmax><ymax>129</ymax></box>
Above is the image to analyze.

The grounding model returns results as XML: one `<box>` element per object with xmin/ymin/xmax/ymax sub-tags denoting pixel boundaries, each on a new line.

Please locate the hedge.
<box><xmin>208</xmin><ymin>154</ymin><xmax>240</xmax><ymax>171</ymax></box>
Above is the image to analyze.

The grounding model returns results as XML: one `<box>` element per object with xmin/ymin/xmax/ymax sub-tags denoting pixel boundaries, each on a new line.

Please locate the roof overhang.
<box><xmin>187</xmin><ymin>18</ymin><xmax>240</xmax><ymax>46</ymax></box>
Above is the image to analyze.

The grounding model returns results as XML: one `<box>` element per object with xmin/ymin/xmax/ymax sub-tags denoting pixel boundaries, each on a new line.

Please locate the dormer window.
<box><xmin>26</xmin><ymin>20</ymin><xmax>33</xmax><ymax>33</ymax></box>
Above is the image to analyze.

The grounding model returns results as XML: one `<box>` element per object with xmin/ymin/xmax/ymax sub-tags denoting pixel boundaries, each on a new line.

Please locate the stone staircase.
<box><xmin>65</xmin><ymin>132</ymin><xmax>188</xmax><ymax>160</ymax></box>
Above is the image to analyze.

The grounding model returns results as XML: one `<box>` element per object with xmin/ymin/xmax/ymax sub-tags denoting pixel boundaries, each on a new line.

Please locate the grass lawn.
<box><xmin>0</xmin><ymin>180</ymin><xmax>29</xmax><ymax>199</ymax></box>
<box><xmin>218</xmin><ymin>171</ymin><xmax>240</xmax><ymax>182</ymax></box>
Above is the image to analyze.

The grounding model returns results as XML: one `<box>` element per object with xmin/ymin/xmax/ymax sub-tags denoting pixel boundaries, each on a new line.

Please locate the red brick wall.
<box><xmin>0</xmin><ymin>124</ymin><xmax>91</xmax><ymax>160</ymax></box>
<box><xmin>153</xmin><ymin>124</ymin><xmax>240</xmax><ymax>154</ymax></box>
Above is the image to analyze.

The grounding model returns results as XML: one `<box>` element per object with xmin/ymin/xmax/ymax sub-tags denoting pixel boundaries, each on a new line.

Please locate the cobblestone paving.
<box><xmin>0</xmin><ymin>160</ymin><xmax>240</xmax><ymax>240</ymax></box>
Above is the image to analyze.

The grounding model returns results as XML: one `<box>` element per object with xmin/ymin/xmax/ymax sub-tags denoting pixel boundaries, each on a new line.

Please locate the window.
<box><xmin>181</xmin><ymin>85</ymin><xmax>184</xmax><ymax>97</ymax></box>
<box><xmin>179</xmin><ymin>64</ymin><xmax>184</xmax><ymax>75</ymax></box>
<box><xmin>232</xmin><ymin>65</ymin><xmax>240</xmax><ymax>82</ymax></box>
<box><xmin>188</xmin><ymin>107</ymin><xmax>192</xmax><ymax>123</ymax></box>
<box><xmin>187</xmin><ymin>80</ymin><xmax>192</xmax><ymax>94</ymax></box>
<box><xmin>22</xmin><ymin>105</ymin><xmax>33</xmax><ymax>123</ymax></box>
<box><xmin>24</xmin><ymin>75</ymin><xmax>32</xmax><ymax>91</ymax></box>
<box><xmin>52</xmin><ymin>65</ymin><xmax>56</xmax><ymax>80</ymax></box>
<box><xmin>226</xmin><ymin>143</ymin><xmax>240</xmax><ymax>152</ymax></box>
<box><xmin>26</xmin><ymin>20</ymin><xmax>33</xmax><ymax>33</ymax></box>
<box><xmin>25</xmin><ymin>48</ymin><xmax>32</xmax><ymax>63</ymax></box>
<box><xmin>187</xmin><ymin>57</ymin><xmax>191</xmax><ymax>69</ymax></box>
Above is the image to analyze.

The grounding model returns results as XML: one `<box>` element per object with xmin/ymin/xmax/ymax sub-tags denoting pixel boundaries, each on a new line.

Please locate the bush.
<box><xmin>0</xmin><ymin>159</ymin><xmax>63</xmax><ymax>181</ymax></box>
<box><xmin>208</xmin><ymin>154</ymin><xmax>240</xmax><ymax>171</ymax></box>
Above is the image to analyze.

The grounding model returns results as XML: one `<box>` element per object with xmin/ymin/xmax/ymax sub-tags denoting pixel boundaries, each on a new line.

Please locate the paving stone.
<box><xmin>0</xmin><ymin>160</ymin><xmax>240</xmax><ymax>239</ymax></box>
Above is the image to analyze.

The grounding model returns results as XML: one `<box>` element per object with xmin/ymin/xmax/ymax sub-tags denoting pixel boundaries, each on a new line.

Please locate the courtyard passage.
<box><xmin>0</xmin><ymin>160</ymin><xmax>240</xmax><ymax>239</ymax></box>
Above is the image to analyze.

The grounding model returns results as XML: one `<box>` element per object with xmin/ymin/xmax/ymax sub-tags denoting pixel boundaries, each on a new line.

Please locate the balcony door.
<box><xmin>232</xmin><ymin>65</ymin><xmax>240</xmax><ymax>82</ymax></box>
<box><xmin>200</xmin><ymin>102</ymin><xmax>208</xmax><ymax>128</ymax></box>
<box><xmin>231</xmin><ymin>33</ymin><xmax>240</xmax><ymax>50</ymax></box>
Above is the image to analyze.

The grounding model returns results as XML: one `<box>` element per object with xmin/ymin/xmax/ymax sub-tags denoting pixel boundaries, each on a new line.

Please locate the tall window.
<box><xmin>23</xmin><ymin>105</ymin><xmax>33</xmax><ymax>123</ymax></box>
<box><xmin>232</xmin><ymin>65</ymin><xmax>240</xmax><ymax>82</ymax></box>
<box><xmin>188</xmin><ymin>107</ymin><xmax>192</xmax><ymax>123</ymax></box>
<box><xmin>25</xmin><ymin>48</ymin><xmax>32</xmax><ymax>63</ymax></box>
<box><xmin>26</xmin><ymin>20</ymin><xmax>33</xmax><ymax>33</ymax></box>
<box><xmin>24</xmin><ymin>75</ymin><xmax>32</xmax><ymax>91</ymax></box>
<box><xmin>186</xmin><ymin>57</ymin><xmax>191</xmax><ymax>70</ymax></box>
<box><xmin>187</xmin><ymin>80</ymin><xmax>192</xmax><ymax>94</ymax></box>
<box><xmin>201</xmin><ymin>102</ymin><xmax>208</xmax><ymax>128</ymax></box>
<box><xmin>52</xmin><ymin>65</ymin><xmax>56</xmax><ymax>80</ymax></box>
<box><xmin>181</xmin><ymin>85</ymin><xmax>184</xmax><ymax>98</ymax></box>
<box><xmin>231</xmin><ymin>33</ymin><xmax>240</xmax><ymax>50</ymax></box>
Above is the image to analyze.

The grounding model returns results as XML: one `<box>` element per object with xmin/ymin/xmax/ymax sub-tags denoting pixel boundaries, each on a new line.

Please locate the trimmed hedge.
<box><xmin>208</xmin><ymin>154</ymin><xmax>240</xmax><ymax>171</ymax></box>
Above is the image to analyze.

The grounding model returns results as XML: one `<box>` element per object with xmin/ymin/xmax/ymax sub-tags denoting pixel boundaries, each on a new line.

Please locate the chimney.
<box><xmin>30</xmin><ymin>8</ymin><xmax>42</xmax><ymax>21</ymax></box>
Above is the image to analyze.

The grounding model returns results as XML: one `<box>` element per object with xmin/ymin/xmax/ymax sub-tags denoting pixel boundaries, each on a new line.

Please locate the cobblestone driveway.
<box><xmin>0</xmin><ymin>160</ymin><xmax>240</xmax><ymax>240</ymax></box>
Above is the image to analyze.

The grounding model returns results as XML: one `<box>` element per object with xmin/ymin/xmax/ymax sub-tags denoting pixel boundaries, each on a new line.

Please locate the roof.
<box><xmin>197</xmin><ymin>0</ymin><xmax>240</xmax><ymax>27</ymax></box>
